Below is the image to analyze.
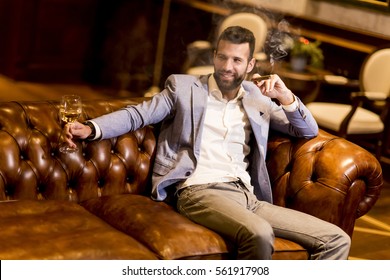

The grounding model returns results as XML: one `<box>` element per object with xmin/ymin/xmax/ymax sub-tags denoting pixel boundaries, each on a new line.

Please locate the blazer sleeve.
<box><xmin>269</xmin><ymin>96</ymin><xmax>318</xmax><ymax>139</ymax></box>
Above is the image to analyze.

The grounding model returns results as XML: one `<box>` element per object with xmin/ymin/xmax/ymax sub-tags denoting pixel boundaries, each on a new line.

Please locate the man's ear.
<box><xmin>246</xmin><ymin>57</ymin><xmax>256</xmax><ymax>73</ymax></box>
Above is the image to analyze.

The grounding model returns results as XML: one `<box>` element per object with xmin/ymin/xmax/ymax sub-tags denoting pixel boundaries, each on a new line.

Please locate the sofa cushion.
<box><xmin>81</xmin><ymin>194</ymin><xmax>309</xmax><ymax>260</ymax></box>
<box><xmin>81</xmin><ymin>194</ymin><xmax>230</xmax><ymax>260</ymax></box>
<box><xmin>272</xmin><ymin>238</ymin><xmax>308</xmax><ymax>260</ymax></box>
<box><xmin>0</xmin><ymin>200</ymin><xmax>157</xmax><ymax>260</ymax></box>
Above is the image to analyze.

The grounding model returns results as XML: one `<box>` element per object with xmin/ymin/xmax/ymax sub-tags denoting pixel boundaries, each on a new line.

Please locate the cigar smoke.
<box><xmin>265</xmin><ymin>19</ymin><xmax>293</xmax><ymax>68</ymax></box>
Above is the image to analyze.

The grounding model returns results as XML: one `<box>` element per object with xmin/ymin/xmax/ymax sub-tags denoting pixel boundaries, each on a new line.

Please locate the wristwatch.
<box><xmin>84</xmin><ymin>121</ymin><xmax>96</xmax><ymax>140</ymax></box>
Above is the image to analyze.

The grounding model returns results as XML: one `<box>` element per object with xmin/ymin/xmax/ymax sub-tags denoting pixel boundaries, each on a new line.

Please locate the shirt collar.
<box><xmin>208</xmin><ymin>74</ymin><xmax>245</xmax><ymax>102</ymax></box>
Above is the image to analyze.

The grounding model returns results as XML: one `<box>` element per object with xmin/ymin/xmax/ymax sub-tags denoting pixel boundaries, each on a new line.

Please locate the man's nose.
<box><xmin>222</xmin><ymin>59</ymin><xmax>234</xmax><ymax>70</ymax></box>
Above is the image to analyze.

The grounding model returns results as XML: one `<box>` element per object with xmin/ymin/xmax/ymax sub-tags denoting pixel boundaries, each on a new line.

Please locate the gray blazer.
<box><xmin>92</xmin><ymin>74</ymin><xmax>318</xmax><ymax>203</ymax></box>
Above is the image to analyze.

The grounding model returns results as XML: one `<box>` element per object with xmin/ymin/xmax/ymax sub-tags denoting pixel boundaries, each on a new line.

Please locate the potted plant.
<box><xmin>290</xmin><ymin>36</ymin><xmax>324</xmax><ymax>71</ymax></box>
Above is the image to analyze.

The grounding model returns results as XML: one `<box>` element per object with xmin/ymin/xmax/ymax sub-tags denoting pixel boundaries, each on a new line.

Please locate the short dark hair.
<box><xmin>217</xmin><ymin>26</ymin><xmax>255</xmax><ymax>59</ymax></box>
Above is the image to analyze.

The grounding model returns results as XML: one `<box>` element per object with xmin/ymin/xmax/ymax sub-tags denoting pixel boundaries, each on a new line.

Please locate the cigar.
<box><xmin>251</xmin><ymin>75</ymin><xmax>272</xmax><ymax>82</ymax></box>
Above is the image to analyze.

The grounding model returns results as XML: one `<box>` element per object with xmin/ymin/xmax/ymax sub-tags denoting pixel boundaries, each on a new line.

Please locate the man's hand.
<box><xmin>252</xmin><ymin>73</ymin><xmax>295</xmax><ymax>106</ymax></box>
<box><xmin>63</xmin><ymin>121</ymin><xmax>92</xmax><ymax>148</ymax></box>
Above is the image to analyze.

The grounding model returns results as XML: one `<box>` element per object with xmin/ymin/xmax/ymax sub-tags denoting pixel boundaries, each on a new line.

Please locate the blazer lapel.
<box><xmin>191</xmin><ymin>75</ymin><xmax>209</xmax><ymax>158</ymax></box>
<box><xmin>242</xmin><ymin>91</ymin><xmax>270</xmax><ymax>169</ymax></box>
<box><xmin>242</xmin><ymin>94</ymin><xmax>266</xmax><ymax>144</ymax></box>
<box><xmin>242</xmin><ymin>91</ymin><xmax>273</xmax><ymax>203</ymax></box>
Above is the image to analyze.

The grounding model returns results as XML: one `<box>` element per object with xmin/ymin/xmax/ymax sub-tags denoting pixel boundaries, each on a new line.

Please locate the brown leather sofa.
<box><xmin>0</xmin><ymin>97</ymin><xmax>383</xmax><ymax>260</ymax></box>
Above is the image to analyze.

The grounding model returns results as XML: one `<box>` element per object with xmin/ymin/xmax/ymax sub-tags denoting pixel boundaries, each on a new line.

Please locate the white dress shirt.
<box><xmin>183</xmin><ymin>75</ymin><xmax>253</xmax><ymax>192</ymax></box>
<box><xmin>89</xmin><ymin>74</ymin><xmax>299</xmax><ymax>194</ymax></box>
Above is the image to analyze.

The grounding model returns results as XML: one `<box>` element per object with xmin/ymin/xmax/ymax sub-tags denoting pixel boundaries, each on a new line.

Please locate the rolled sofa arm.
<box><xmin>266</xmin><ymin>129</ymin><xmax>383</xmax><ymax>236</ymax></box>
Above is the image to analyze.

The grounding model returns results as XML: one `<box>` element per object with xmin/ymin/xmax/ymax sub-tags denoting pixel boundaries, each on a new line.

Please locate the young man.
<box><xmin>65</xmin><ymin>26</ymin><xmax>351</xmax><ymax>259</ymax></box>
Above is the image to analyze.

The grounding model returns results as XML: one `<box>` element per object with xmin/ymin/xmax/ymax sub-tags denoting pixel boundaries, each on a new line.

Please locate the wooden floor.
<box><xmin>349</xmin><ymin>159</ymin><xmax>390</xmax><ymax>260</ymax></box>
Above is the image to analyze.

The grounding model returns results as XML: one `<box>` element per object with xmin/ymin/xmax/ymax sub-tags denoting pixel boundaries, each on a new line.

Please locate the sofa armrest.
<box><xmin>266</xmin><ymin>129</ymin><xmax>383</xmax><ymax>236</ymax></box>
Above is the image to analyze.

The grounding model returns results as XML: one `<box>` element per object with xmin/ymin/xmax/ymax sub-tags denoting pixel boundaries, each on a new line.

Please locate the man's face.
<box><xmin>213</xmin><ymin>40</ymin><xmax>255</xmax><ymax>93</ymax></box>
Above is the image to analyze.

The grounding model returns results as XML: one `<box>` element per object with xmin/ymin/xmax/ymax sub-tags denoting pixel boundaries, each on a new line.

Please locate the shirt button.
<box><xmin>185</xmin><ymin>171</ymin><xmax>191</xmax><ymax>177</ymax></box>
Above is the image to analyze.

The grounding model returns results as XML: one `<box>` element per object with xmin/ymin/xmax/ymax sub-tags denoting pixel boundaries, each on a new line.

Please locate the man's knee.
<box><xmin>314</xmin><ymin>225</ymin><xmax>351</xmax><ymax>260</ymax></box>
<box><xmin>236</xmin><ymin>220</ymin><xmax>275</xmax><ymax>259</ymax></box>
<box><xmin>252</xmin><ymin>223</ymin><xmax>274</xmax><ymax>244</ymax></box>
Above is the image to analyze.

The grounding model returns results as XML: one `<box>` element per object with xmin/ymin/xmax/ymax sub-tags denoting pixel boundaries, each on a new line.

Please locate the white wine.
<box><xmin>60</xmin><ymin>109</ymin><xmax>81</xmax><ymax>123</ymax></box>
<box><xmin>59</xmin><ymin>94</ymin><xmax>82</xmax><ymax>153</ymax></box>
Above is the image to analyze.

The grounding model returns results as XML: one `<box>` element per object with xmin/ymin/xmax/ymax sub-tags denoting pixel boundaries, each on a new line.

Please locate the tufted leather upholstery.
<box><xmin>266</xmin><ymin>130</ymin><xmax>383</xmax><ymax>237</ymax></box>
<box><xmin>0</xmin><ymin>97</ymin><xmax>383</xmax><ymax>259</ymax></box>
<box><xmin>0</xmin><ymin>98</ymin><xmax>154</xmax><ymax>202</ymax></box>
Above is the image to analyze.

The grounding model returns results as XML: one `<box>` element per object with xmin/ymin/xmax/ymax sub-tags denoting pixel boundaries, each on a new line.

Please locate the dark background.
<box><xmin>0</xmin><ymin>0</ymin><xmax>389</xmax><ymax>95</ymax></box>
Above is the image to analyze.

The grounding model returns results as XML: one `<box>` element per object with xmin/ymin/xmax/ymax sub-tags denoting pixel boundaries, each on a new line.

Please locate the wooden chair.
<box><xmin>306</xmin><ymin>46</ymin><xmax>390</xmax><ymax>160</ymax></box>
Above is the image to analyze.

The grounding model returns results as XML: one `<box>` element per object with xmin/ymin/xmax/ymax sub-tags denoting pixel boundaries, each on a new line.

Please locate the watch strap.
<box><xmin>84</xmin><ymin>121</ymin><xmax>96</xmax><ymax>140</ymax></box>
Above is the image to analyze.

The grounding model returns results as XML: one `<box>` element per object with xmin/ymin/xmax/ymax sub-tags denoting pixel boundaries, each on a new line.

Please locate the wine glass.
<box><xmin>59</xmin><ymin>95</ymin><xmax>82</xmax><ymax>153</ymax></box>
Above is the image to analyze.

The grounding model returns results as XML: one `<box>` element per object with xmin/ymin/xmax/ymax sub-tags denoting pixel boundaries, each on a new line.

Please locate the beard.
<box><xmin>213</xmin><ymin>70</ymin><xmax>246</xmax><ymax>93</ymax></box>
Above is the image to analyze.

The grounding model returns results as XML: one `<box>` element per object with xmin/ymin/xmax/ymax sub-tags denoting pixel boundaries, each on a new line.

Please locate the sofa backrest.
<box><xmin>0</xmin><ymin>98</ymin><xmax>156</xmax><ymax>202</ymax></box>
